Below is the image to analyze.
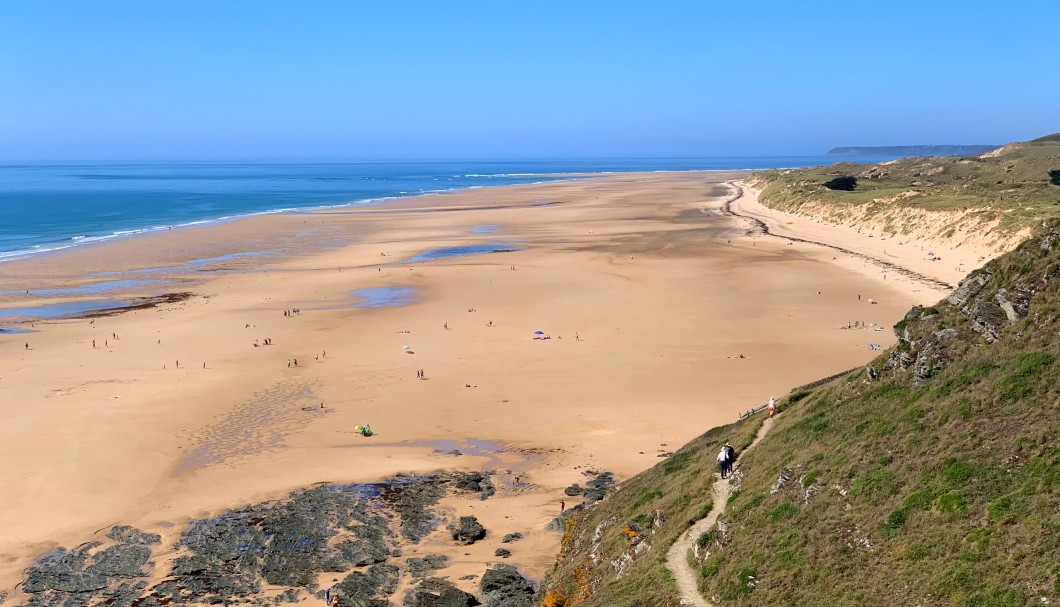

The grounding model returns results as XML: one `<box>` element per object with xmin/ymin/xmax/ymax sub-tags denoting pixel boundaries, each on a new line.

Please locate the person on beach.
<box><xmin>768</xmin><ymin>397</ymin><xmax>776</xmax><ymax>417</ymax></box>
<box><xmin>25</xmin><ymin>342</ymin><xmax>29</xmax><ymax>350</ymax></box>
<box><xmin>717</xmin><ymin>447</ymin><xmax>730</xmax><ymax>479</ymax></box>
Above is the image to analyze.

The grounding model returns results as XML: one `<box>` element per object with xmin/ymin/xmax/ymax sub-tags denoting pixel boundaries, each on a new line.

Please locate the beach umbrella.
<box><xmin>533</xmin><ymin>330</ymin><xmax>545</xmax><ymax>335</ymax></box>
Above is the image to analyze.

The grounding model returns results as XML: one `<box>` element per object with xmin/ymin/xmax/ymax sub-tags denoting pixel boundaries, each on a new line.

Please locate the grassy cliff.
<box><xmin>539</xmin><ymin>226</ymin><xmax>1060</xmax><ymax>605</ymax></box>
<box><xmin>750</xmin><ymin>136</ymin><xmax>1060</xmax><ymax>236</ymax></box>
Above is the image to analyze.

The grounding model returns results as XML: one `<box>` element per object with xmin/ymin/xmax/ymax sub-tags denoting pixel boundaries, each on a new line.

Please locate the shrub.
<box><xmin>802</xmin><ymin>468</ymin><xmax>820</xmax><ymax>487</ymax></box>
<box><xmin>541</xmin><ymin>589</ymin><xmax>567</xmax><ymax>607</ymax></box>
<box><xmin>631</xmin><ymin>489</ymin><xmax>663</xmax><ymax>510</ymax></box>
<box><xmin>767</xmin><ymin>503</ymin><xmax>800</xmax><ymax>522</ymax></box>
<box><xmin>823</xmin><ymin>175</ymin><xmax>857</xmax><ymax>191</ymax></box>
<box><xmin>987</xmin><ymin>496</ymin><xmax>1013</xmax><ymax>522</ymax></box>
<box><xmin>997</xmin><ymin>352</ymin><xmax>1054</xmax><ymax>401</ymax></box>
<box><xmin>664</xmin><ymin>451</ymin><xmax>695</xmax><ymax>475</ymax></box>
<box><xmin>936</xmin><ymin>491</ymin><xmax>969</xmax><ymax>516</ymax></box>
<box><xmin>943</xmin><ymin>459</ymin><xmax>976</xmax><ymax>485</ymax></box>
<box><xmin>696</xmin><ymin>530</ymin><xmax>716</xmax><ymax>548</ymax></box>
<box><xmin>700</xmin><ymin>555</ymin><xmax>724</xmax><ymax>579</ymax></box>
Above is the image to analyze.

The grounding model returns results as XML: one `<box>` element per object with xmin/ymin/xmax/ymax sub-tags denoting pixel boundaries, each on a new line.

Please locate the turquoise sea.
<box><xmin>0</xmin><ymin>157</ymin><xmax>895</xmax><ymax>263</ymax></box>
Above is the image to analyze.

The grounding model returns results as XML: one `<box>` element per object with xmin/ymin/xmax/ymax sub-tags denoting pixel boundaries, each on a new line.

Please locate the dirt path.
<box><xmin>666</xmin><ymin>415</ymin><xmax>776</xmax><ymax>607</ymax></box>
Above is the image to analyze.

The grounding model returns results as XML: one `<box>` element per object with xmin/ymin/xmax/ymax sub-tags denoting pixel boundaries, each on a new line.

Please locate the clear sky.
<box><xmin>1</xmin><ymin>1</ymin><xmax>1057</xmax><ymax>160</ymax></box>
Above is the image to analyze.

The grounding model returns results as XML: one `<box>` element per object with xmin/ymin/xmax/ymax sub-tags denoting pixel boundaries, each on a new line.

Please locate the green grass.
<box><xmin>538</xmin><ymin>415</ymin><xmax>763</xmax><ymax>607</ymax></box>
<box><xmin>750</xmin><ymin>138</ymin><xmax>1060</xmax><ymax>235</ymax></box>
<box><xmin>539</xmin><ymin>217</ymin><xmax>1060</xmax><ymax>606</ymax></box>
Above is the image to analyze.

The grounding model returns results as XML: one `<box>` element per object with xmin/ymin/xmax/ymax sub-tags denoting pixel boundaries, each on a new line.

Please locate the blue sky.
<box><xmin>1</xmin><ymin>1</ymin><xmax>1057</xmax><ymax>160</ymax></box>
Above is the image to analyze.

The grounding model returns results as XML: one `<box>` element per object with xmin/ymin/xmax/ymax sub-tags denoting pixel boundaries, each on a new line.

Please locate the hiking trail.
<box><xmin>665</xmin><ymin>415</ymin><xmax>776</xmax><ymax>607</ymax></box>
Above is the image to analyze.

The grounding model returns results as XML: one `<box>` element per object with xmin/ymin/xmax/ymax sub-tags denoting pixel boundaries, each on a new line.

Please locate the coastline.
<box><xmin>0</xmin><ymin>171</ymin><xmax>974</xmax><ymax>603</ymax></box>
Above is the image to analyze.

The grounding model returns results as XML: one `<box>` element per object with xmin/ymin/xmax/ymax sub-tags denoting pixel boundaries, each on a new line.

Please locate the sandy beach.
<box><xmin>0</xmin><ymin>172</ymin><xmax>955</xmax><ymax>601</ymax></box>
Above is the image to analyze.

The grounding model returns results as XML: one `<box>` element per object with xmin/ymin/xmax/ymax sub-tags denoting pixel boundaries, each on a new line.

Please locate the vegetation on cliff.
<box><xmin>539</xmin><ymin>221</ymin><xmax>1059</xmax><ymax>605</ymax></box>
<box><xmin>752</xmin><ymin>136</ymin><xmax>1060</xmax><ymax>234</ymax></box>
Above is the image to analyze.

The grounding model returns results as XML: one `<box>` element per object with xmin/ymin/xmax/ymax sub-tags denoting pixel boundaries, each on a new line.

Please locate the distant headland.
<box><xmin>827</xmin><ymin>144</ymin><xmax>1001</xmax><ymax>157</ymax></box>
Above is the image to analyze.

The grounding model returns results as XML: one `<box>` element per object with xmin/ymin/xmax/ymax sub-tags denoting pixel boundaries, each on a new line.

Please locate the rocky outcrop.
<box><xmin>448</xmin><ymin>516</ymin><xmax>487</xmax><ymax>545</ymax></box>
<box><xmin>105</xmin><ymin>526</ymin><xmax>161</xmax><ymax>546</ymax></box>
<box><xmin>479</xmin><ymin>565</ymin><xmax>534</xmax><ymax>607</ymax></box>
<box><xmin>334</xmin><ymin>563</ymin><xmax>399</xmax><ymax>607</ymax></box>
<box><xmin>13</xmin><ymin>474</ymin><xmax>478</xmax><ymax>607</ymax></box>
<box><xmin>872</xmin><ymin>225</ymin><xmax>1060</xmax><ymax>383</ymax></box>
<box><xmin>21</xmin><ymin>535</ymin><xmax>153</xmax><ymax>607</ymax></box>
<box><xmin>403</xmin><ymin>578</ymin><xmax>479</xmax><ymax>607</ymax></box>
<box><xmin>406</xmin><ymin>555</ymin><xmax>449</xmax><ymax>579</ymax></box>
<box><xmin>581</xmin><ymin>472</ymin><xmax>615</xmax><ymax>502</ymax></box>
<box><xmin>450</xmin><ymin>472</ymin><xmax>496</xmax><ymax>500</ymax></box>
<box><xmin>23</xmin><ymin>543</ymin><xmax>151</xmax><ymax>594</ymax></box>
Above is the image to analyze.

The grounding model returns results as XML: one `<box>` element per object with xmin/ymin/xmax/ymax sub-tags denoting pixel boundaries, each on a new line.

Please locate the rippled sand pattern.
<box><xmin>175</xmin><ymin>379</ymin><xmax>322</xmax><ymax>474</ymax></box>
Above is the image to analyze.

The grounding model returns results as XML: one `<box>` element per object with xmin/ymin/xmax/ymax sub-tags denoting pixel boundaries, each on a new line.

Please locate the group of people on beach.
<box><xmin>283</xmin><ymin>309</ymin><xmax>301</xmax><ymax>317</ymax></box>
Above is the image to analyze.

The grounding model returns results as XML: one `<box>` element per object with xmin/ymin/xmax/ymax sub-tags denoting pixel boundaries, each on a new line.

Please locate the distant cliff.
<box><xmin>827</xmin><ymin>144</ymin><xmax>1000</xmax><ymax>157</ymax></box>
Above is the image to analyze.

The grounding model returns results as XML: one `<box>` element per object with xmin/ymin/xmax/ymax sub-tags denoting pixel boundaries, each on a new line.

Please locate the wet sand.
<box><xmin>0</xmin><ymin>172</ymin><xmax>944</xmax><ymax>600</ymax></box>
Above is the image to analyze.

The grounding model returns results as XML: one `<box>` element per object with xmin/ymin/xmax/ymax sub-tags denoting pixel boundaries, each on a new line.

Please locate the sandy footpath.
<box><xmin>0</xmin><ymin>172</ymin><xmax>955</xmax><ymax>601</ymax></box>
<box><xmin>732</xmin><ymin>182</ymin><xmax>988</xmax><ymax>304</ymax></box>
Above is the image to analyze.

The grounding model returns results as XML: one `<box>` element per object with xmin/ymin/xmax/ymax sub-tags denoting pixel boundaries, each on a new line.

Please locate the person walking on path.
<box><xmin>724</xmin><ymin>442</ymin><xmax>735</xmax><ymax>476</ymax></box>
<box><xmin>717</xmin><ymin>447</ymin><xmax>730</xmax><ymax>479</ymax></box>
<box><xmin>768</xmin><ymin>396</ymin><xmax>776</xmax><ymax>417</ymax></box>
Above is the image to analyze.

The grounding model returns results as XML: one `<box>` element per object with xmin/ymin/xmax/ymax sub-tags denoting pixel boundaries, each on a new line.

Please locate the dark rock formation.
<box><xmin>500</xmin><ymin>533</ymin><xmax>523</xmax><ymax>544</ymax></box>
<box><xmin>21</xmin><ymin>541</ymin><xmax>152</xmax><ymax>607</ymax></box>
<box><xmin>379</xmin><ymin>475</ymin><xmax>447</xmax><ymax>541</ymax></box>
<box><xmin>563</xmin><ymin>484</ymin><xmax>582</xmax><ymax>496</ymax></box>
<box><xmin>106</xmin><ymin>526</ymin><xmax>161</xmax><ymax>546</ymax></box>
<box><xmin>13</xmin><ymin>471</ymin><xmax>510</xmax><ymax>607</ymax></box>
<box><xmin>406</xmin><ymin>555</ymin><xmax>449</xmax><ymax>578</ymax></box>
<box><xmin>448</xmin><ymin>516</ymin><xmax>486</xmax><ymax>545</ymax></box>
<box><xmin>23</xmin><ymin>543</ymin><xmax>149</xmax><ymax>593</ymax></box>
<box><xmin>581</xmin><ymin>472</ymin><xmax>614</xmax><ymax>502</ymax></box>
<box><xmin>479</xmin><ymin>564</ymin><xmax>534</xmax><ymax>607</ymax></box>
<box><xmin>493</xmin><ymin>549</ymin><xmax>511</xmax><ymax>558</ymax></box>
<box><xmin>334</xmin><ymin>563</ymin><xmax>399</xmax><ymax>607</ymax></box>
<box><xmin>402</xmin><ymin>578</ymin><xmax>479</xmax><ymax>607</ymax></box>
<box><xmin>450</xmin><ymin>472</ymin><xmax>496</xmax><ymax>500</ymax></box>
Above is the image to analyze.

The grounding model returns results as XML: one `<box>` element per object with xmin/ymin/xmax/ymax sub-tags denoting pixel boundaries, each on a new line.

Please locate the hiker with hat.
<box><xmin>717</xmin><ymin>446</ymin><xmax>730</xmax><ymax>479</ymax></box>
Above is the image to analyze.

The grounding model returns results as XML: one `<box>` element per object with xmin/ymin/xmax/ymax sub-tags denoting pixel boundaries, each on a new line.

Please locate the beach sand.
<box><xmin>0</xmin><ymin>172</ymin><xmax>956</xmax><ymax>600</ymax></box>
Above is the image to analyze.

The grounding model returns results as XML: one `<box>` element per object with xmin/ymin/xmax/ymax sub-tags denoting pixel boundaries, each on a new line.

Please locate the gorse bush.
<box><xmin>823</xmin><ymin>175</ymin><xmax>857</xmax><ymax>191</ymax></box>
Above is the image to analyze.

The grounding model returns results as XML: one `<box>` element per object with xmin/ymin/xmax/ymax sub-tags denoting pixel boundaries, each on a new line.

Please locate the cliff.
<box><xmin>537</xmin><ymin>140</ymin><xmax>1060</xmax><ymax>607</ymax></box>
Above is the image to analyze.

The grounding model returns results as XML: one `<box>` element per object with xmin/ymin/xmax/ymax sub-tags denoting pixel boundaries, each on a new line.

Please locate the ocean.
<box><xmin>0</xmin><ymin>157</ymin><xmax>894</xmax><ymax>263</ymax></box>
